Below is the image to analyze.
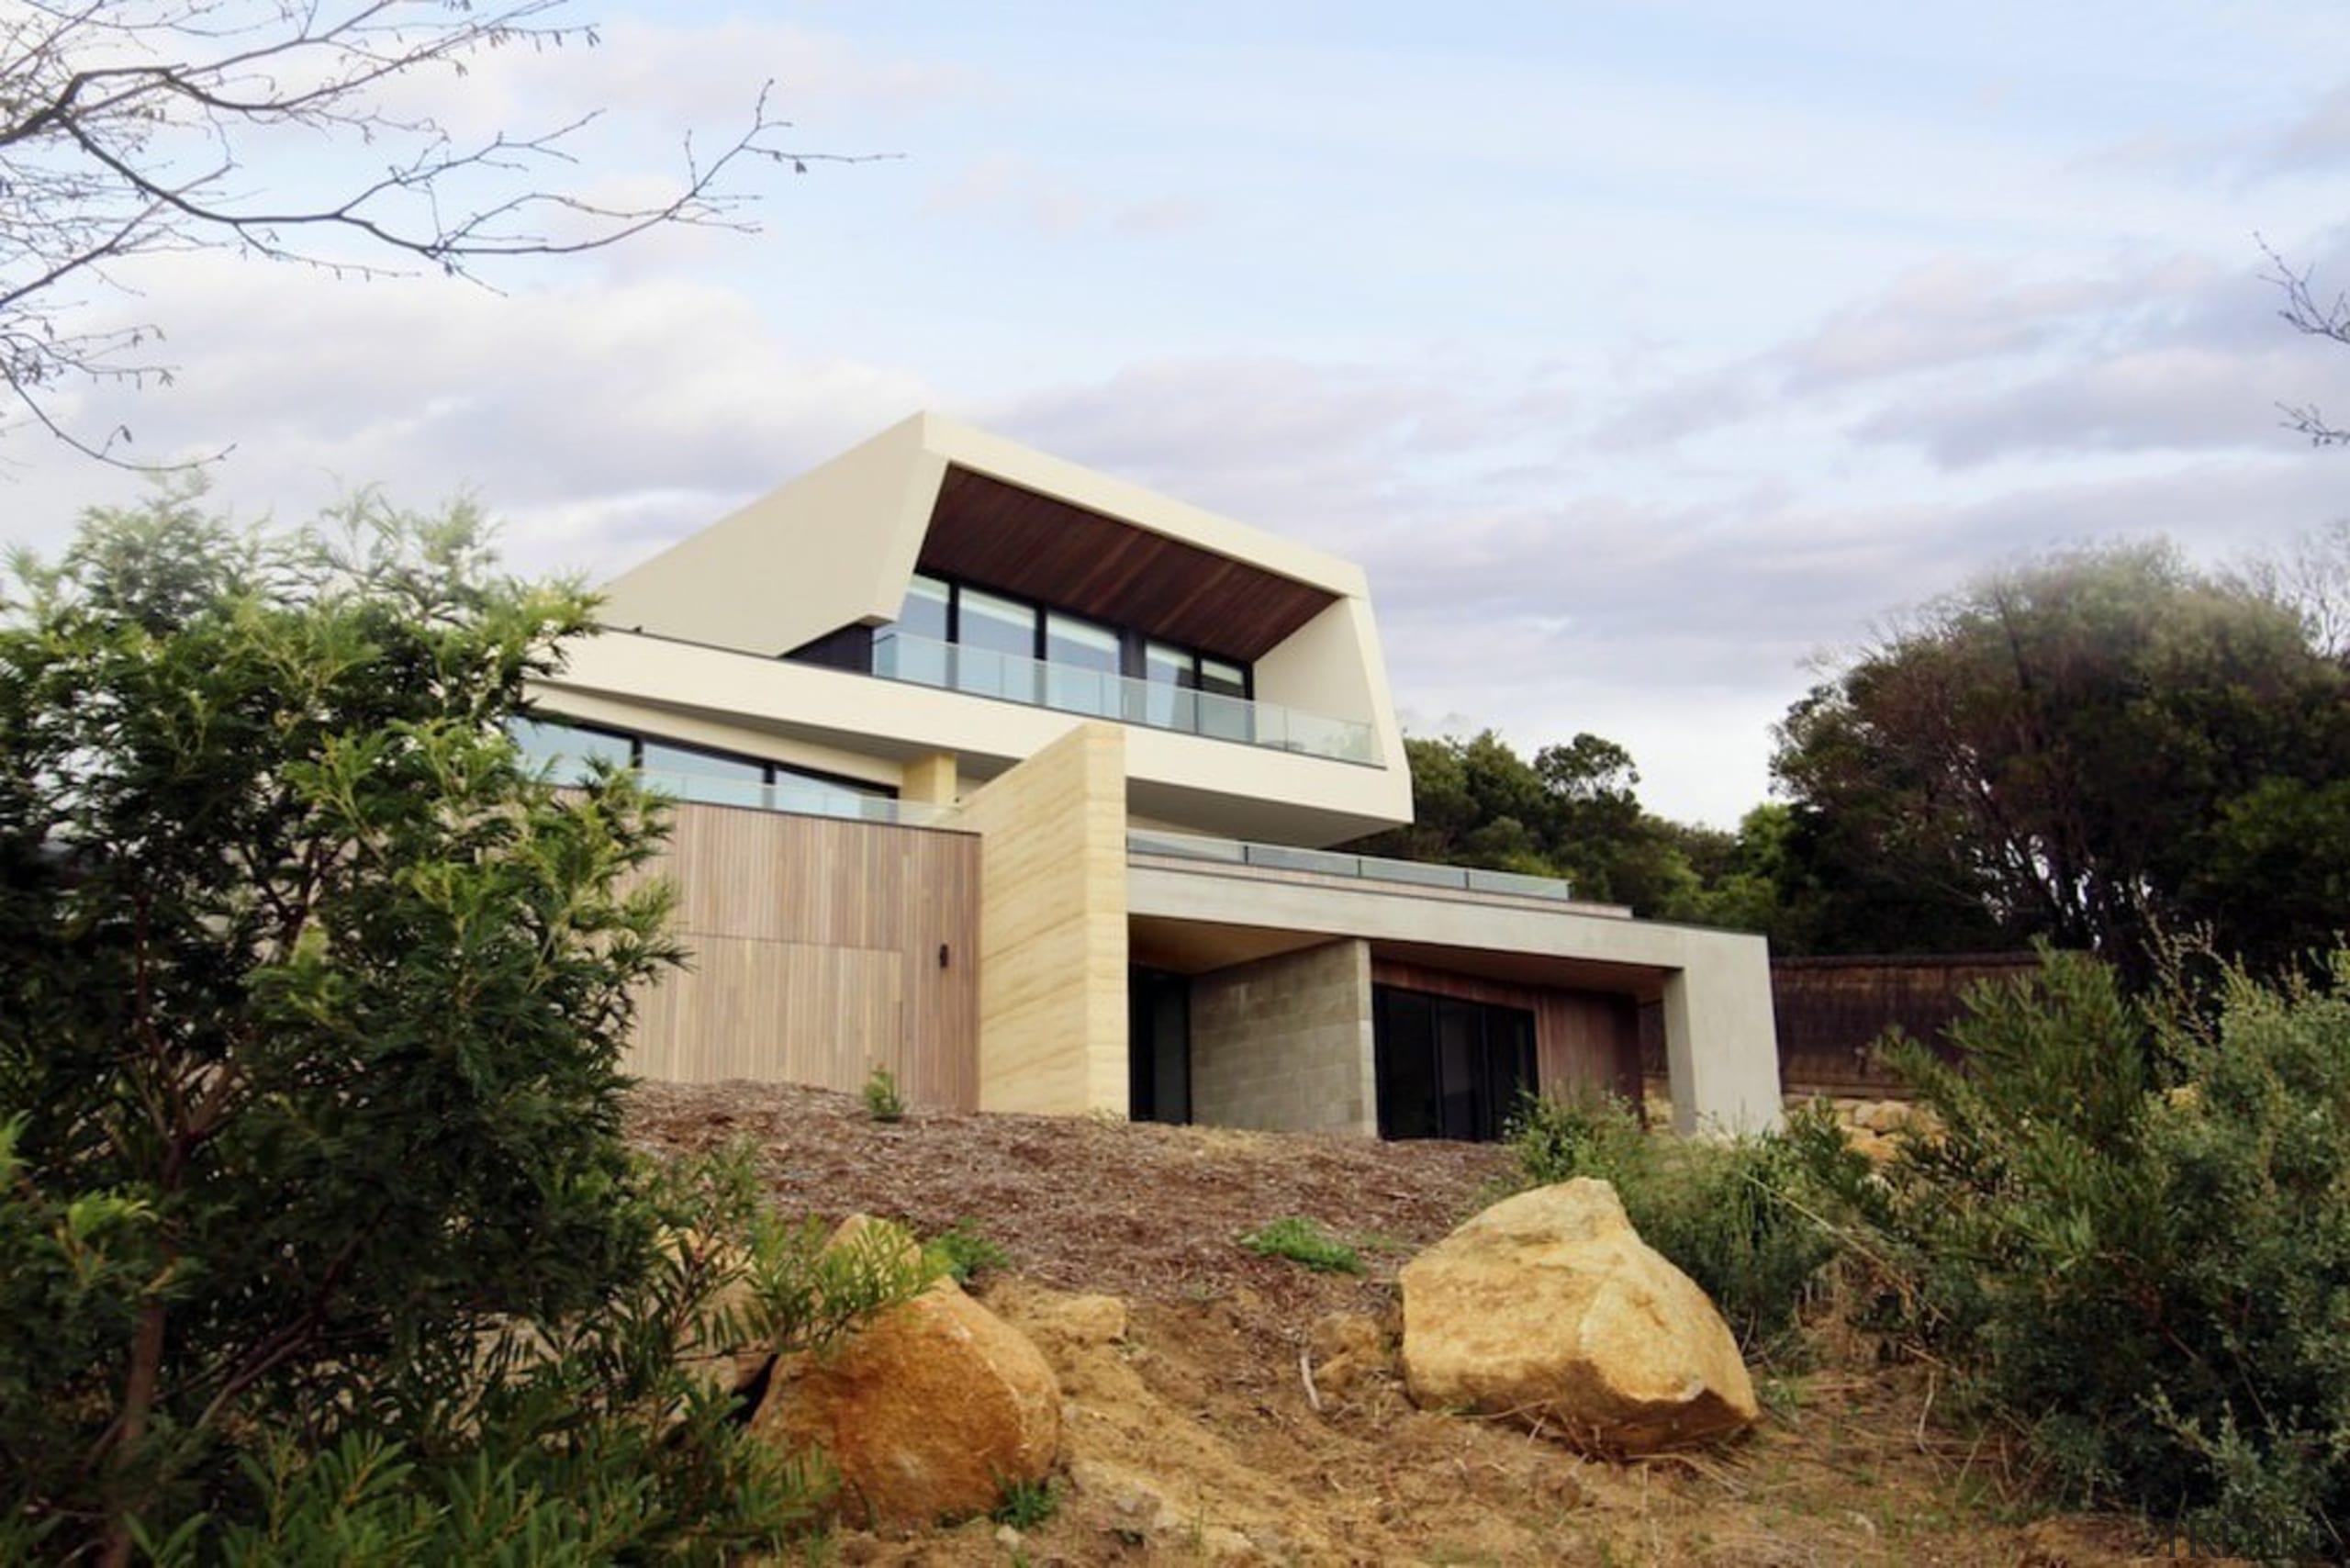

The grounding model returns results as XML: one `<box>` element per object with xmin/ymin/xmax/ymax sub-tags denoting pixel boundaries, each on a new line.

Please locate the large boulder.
<box><xmin>1399</xmin><ymin>1178</ymin><xmax>1758</xmax><ymax>1455</ymax></box>
<box><xmin>751</xmin><ymin>1216</ymin><xmax>1062</xmax><ymax>1526</ymax></box>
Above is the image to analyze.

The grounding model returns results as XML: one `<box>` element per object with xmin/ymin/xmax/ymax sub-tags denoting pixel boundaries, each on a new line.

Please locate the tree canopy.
<box><xmin>1772</xmin><ymin>540</ymin><xmax>2350</xmax><ymax>977</ymax></box>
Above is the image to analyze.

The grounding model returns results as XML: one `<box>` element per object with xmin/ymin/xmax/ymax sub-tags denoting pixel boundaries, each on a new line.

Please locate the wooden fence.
<box><xmin>1769</xmin><ymin>953</ymin><xmax>2043</xmax><ymax>1096</ymax></box>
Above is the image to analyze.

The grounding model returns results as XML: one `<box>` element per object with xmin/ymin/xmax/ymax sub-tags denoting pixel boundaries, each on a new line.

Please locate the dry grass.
<box><xmin>627</xmin><ymin>1081</ymin><xmax>2168</xmax><ymax>1566</ymax></box>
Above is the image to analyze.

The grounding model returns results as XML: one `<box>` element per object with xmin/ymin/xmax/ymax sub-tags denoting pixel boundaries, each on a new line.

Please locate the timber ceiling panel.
<box><xmin>917</xmin><ymin>466</ymin><xmax>1338</xmax><ymax>661</ymax></box>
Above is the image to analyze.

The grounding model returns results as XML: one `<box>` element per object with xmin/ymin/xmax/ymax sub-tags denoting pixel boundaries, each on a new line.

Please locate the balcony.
<box><xmin>635</xmin><ymin>767</ymin><xmax>958</xmax><ymax>829</ymax></box>
<box><xmin>868</xmin><ymin>629</ymin><xmax>1376</xmax><ymax>764</ymax></box>
<box><xmin>1128</xmin><ymin>827</ymin><xmax>1603</xmax><ymax>907</ymax></box>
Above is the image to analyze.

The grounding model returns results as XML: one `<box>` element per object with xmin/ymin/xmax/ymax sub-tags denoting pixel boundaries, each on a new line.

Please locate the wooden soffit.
<box><xmin>916</xmin><ymin>466</ymin><xmax>1338</xmax><ymax>661</ymax></box>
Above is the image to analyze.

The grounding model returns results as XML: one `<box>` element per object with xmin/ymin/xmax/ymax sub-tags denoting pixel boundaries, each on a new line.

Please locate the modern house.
<box><xmin>522</xmin><ymin>413</ymin><xmax>1783</xmax><ymax>1137</ymax></box>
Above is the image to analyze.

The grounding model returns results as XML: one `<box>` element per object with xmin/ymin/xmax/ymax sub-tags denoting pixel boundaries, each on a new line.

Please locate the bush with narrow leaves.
<box><xmin>1843</xmin><ymin>946</ymin><xmax>2350</xmax><ymax>1559</ymax></box>
<box><xmin>0</xmin><ymin>489</ymin><xmax>927</xmax><ymax>1563</ymax></box>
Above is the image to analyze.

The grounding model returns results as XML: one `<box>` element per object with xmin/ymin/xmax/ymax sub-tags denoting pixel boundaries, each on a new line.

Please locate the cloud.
<box><xmin>923</xmin><ymin>153</ymin><xmax>1211</xmax><ymax>237</ymax></box>
<box><xmin>1857</xmin><ymin>347</ymin><xmax>2319</xmax><ymax>465</ymax></box>
<box><xmin>2260</xmin><ymin>81</ymin><xmax>2350</xmax><ymax>175</ymax></box>
<box><xmin>3</xmin><ymin>256</ymin><xmax>933</xmax><ymax>577</ymax></box>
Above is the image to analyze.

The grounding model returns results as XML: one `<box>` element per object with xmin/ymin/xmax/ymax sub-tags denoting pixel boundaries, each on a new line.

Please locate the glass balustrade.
<box><xmin>1126</xmin><ymin>827</ymin><xmax>1580</xmax><ymax>902</ymax></box>
<box><xmin>634</xmin><ymin>767</ymin><xmax>955</xmax><ymax>827</ymax></box>
<box><xmin>868</xmin><ymin>630</ymin><xmax>1376</xmax><ymax>764</ymax></box>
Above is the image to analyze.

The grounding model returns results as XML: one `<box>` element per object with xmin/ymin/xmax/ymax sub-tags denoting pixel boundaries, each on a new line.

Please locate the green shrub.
<box><xmin>863</xmin><ymin>1065</ymin><xmax>906</xmax><ymax>1123</ymax></box>
<box><xmin>1237</xmin><ymin>1215</ymin><xmax>1363</xmax><ymax>1274</ymax></box>
<box><xmin>927</xmin><ymin>1218</ymin><xmax>1012</xmax><ymax>1283</ymax></box>
<box><xmin>1502</xmin><ymin>1091</ymin><xmax>1849</xmax><ymax>1357</ymax></box>
<box><xmin>990</xmin><ymin>1473</ymin><xmax>1062</xmax><ymax>1530</ymax></box>
<box><xmin>0</xmin><ymin>494</ymin><xmax>931</xmax><ymax>1562</ymax></box>
<box><xmin>1852</xmin><ymin>946</ymin><xmax>2350</xmax><ymax>1558</ymax></box>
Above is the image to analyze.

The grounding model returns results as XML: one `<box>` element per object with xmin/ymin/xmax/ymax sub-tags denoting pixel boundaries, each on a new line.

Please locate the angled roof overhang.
<box><xmin>919</xmin><ymin>465</ymin><xmax>1337</xmax><ymax>662</ymax></box>
<box><xmin>597</xmin><ymin>413</ymin><xmax>1370</xmax><ymax>663</ymax></box>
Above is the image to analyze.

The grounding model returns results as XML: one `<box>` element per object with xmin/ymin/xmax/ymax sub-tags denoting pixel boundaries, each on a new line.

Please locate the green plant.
<box><xmin>1842</xmin><ymin>946</ymin><xmax>2350</xmax><ymax>1558</ymax></box>
<box><xmin>863</xmin><ymin>1064</ymin><xmax>907</xmax><ymax>1123</ymax></box>
<box><xmin>1502</xmin><ymin>1091</ymin><xmax>1846</xmax><ymax>1358</ymax></box>
<box><xmin>1237</xmin><ymin>1215</ymin><xmax>1363</xmax><ymax>1274</ymax></box>
<box><xmin>928</xmin><ymin>1218</ymin><xmax>1013</xmax><ymax>1284</ymax></box>
<box><xmin>990</xmin><ymin>1473</ymin><xmax>1061</xmax><ymax>1530</ymax></box>
<box><xmin>0</xmin><ymin>491</ymin><xmax>930</xmax><ymax>1562</ymax></box>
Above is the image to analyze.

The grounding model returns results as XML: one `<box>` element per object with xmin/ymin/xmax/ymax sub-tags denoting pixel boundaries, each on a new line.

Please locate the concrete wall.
<box><xmin>1190</xmin><ymin>938</ymin><xmax>1377</xmax><ymax>1136</ymax></box>
<box><xmin>543</xmin><ymin>629</ymin><xmax>1411</xmax><ymax>846</ymax></box>
<box><xmin>600</xmin><ymin>415</ymin><xmax>941</xmax><ymax>657</ymax></box>
<box><xmin>950</xmin><ymin>722</ymin><xmax>1130</xmax><ymax>1115</ymax></box>
<box><xmin>1129</xmin><ymin>858</ymin><xmax>1784</xmax><ymax>1134</ymax></box>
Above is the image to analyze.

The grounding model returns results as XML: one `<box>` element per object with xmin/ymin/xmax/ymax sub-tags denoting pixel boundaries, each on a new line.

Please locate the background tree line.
<box><xmin>1351</xmin><ymin>525</ymin><xmax>2350</xmax><ymax>981</ymax></box>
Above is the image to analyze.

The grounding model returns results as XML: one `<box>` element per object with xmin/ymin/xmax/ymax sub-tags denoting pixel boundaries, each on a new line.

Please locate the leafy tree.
<box><xmin>0</xmin><ymin>487</ymin><xmax>920</xmax><ymax>1562</ymax></box>
<box><xmin>2</xmin><ymin>1</ymin><xmax>861</xmax><ymax>459</ymax></box>
<box><xmin>1348</xmin><ymin>729</ymin><xmax>1713</xmax><ymax>915</ymax></box>
<box><xmin>1773</xmin><ymin>542</ymin><xmax>2350</xmax><ymax>977</ymax></box>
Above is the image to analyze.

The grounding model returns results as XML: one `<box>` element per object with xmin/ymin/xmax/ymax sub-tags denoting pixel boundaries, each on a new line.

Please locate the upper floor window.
<box><xmin>883</xmin><ymin>573</ymin><xmax>1251</xmax><ymax>723</ymax></box>
<box><xmin>507</xmin><ymin>716</ymin><xmax>894</xmax><ymax>816</ymax></box>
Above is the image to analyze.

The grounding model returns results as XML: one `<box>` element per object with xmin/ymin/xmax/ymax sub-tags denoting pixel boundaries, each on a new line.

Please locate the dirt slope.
<box><xmin>626</xmin><ymin>1082</ymin><xmax>2167</xmax><ymax>1567</ymax></box>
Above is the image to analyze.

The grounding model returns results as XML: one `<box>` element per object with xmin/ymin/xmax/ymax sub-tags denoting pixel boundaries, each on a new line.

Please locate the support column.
<box><xmin>901</xmin><ymin>750</ymin><xmax>959</xmax><ymax>807</ymax></box>
<box><xmin>1660</xmin><ymin>941</ymin><xmax>1784</xmax><ymax>1135</ymax></box>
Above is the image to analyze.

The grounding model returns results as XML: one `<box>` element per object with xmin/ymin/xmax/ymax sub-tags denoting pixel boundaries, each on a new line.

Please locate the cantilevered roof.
<box><xmin>920</xmin><ymin>466</ymin><xmax>1337</xmax><ymax>661</ymax></box>
<box><xmin>598</xmin><ymin>412</ymin><xmax>1369</xmax><ymax>664</ymax></box>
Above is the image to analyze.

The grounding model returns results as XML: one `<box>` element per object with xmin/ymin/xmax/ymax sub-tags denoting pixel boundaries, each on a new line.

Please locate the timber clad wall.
<box><xmin>625</xmin><ymin>802</ymin><xmax>981</xmax><ymax>1108</ymax></box>
<box><xmin>1370</xmin><ymin>958</ymin><xmax>1644</xmax><ymax>1105</ymax></box>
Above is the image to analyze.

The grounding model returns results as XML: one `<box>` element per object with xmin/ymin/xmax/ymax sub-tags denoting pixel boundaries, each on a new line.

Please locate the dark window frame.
<box><xmin>511</xmin><ymin>712</ymin><xmax>895</xmax><ymax>800</ymax></box>
<box><xmin>894</xmin><ymin>569</ymin><xmax>1254</xmax><ymax>702</ymax></box>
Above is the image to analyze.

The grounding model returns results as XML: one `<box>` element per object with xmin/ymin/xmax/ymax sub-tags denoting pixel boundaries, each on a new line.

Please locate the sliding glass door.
<box><xmin>1372</xmin><ymin>985</ymin><xmax>1536</xmax><ymax>1141</ymax></box>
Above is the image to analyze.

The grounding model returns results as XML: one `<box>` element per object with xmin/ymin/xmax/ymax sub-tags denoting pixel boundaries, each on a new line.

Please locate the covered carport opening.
<box><xmin>1126</xmin><ymin>915</ymin><xmax>1669</xmax><ymax>1141</ymax></box>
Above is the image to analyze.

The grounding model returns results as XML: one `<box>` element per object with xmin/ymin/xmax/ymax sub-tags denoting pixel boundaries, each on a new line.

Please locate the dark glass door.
<box><xmin>1128</xmin><ymin>968</ymin><xmax>1192</xmax><ymax>1125</ymax></box>
<box><xmin>1373</xmin><ymin>984</ymin><xmax>1537</xmax><ymax>1141</ymax></box>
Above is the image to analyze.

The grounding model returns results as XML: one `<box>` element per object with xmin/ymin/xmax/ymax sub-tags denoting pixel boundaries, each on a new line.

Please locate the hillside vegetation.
<box><xmin>626</xmin><ymin>1081</ymin><xmax>2165</xmax><ymax>1567</ymax></box>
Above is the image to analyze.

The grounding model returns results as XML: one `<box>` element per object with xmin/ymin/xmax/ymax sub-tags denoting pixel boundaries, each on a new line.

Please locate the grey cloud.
<box><xmin>1857</xmin><ymin>346</ymin><xmax>2322</xmax><ymax>466</ymax></box>
<box><xmin>2261</xmin><ymin>82</ymin><xmax>2350</xmax><ymax>176</ymax></box>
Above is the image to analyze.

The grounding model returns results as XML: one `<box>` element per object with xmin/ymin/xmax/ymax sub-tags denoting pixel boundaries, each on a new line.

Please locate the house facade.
<box><xmin>522</xmin><ymin>413</ymin><xmax>1784</xmax><ymax>1137</ymax></box>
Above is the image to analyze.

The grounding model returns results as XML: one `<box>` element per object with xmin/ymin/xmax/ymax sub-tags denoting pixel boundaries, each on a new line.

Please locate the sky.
<box><xmin>10</xmin><ymin>1</ymin><xmax>2350</xmax><ymax>824</ymax></box>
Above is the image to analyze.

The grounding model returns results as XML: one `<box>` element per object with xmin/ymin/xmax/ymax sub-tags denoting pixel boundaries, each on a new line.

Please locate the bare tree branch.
<box><xmin>2259</xmin><ymin>233</ymin><xmax>2350</xmax><ymax>447</ymax></box>
<box><xmin>0</xmin><ymin>0</ymin><xmax>887</xmax><ymax>465</ymax></box>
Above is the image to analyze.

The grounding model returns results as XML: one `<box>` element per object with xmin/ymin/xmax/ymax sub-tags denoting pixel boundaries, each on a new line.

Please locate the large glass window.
<box><xmin>877</xmin><ymin>573</ymin><xmax>1259</xmax><ymax>741</ymax></box>
<box><xmin>898</xmin><ymin>574</ymin><xmax>950</xmax><ymax>642</ymax></box>
<box><xmin>509</xmin><ymin>717</ymin><xmax>632</xmax><ymax>785</ymax></box>
<box><xmin>1196</xmin><ymin>655</ymin><xmax>1252</xmax><ymax>742</ymax></box>
<box><xmin>1046</xmin><ymin>610</ymin><xmax>1121</xmax><ymax>717</ymax></box>
<box><xmin>1373</xmin><ymin>985</ymin><xmax>1536</xmax><ymax>1142</ymax></box>
<box><xmin>1143</xmin><ymin>640</ymin><xmax>1195</xmax><ymax>730</ymax></box>
<box><xmin>506</xmin><ymin>717</ymin><xmax>893</xmax><ymax>819</ymax></box>
<box><xmin>954</xmin><ymin>587</ymin><xmax>1037</xmax><ymax>702</ymax></box>
<box><xmin>641</xmin><ymin>738</ymin><xmax>769</xmax><ymax>810</ymax></box>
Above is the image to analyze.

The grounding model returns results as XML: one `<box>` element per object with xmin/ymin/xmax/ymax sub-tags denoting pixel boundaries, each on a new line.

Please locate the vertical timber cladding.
<box><xmin>1369</xmin><ymin>958</ymin><xmax>1644</xmax><ymax>1109</ymax></box>
<box><xmin>624</xmin><ymin>801</ymin><xmax>981</xmax><ymax>1108</ymax></box>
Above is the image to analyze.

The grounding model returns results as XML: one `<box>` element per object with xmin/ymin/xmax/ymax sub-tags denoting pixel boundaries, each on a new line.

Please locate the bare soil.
<box><xmin>626</xmin><ymin>1081</ymin><xmax>2177</xmax><ymax>1567</ymax></box>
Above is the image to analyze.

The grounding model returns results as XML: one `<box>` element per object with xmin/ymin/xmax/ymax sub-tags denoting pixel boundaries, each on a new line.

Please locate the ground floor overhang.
<box><xmin>1126</xmin><ymin>855</ymin><xmax>1784</xmax><ymax>1136</ymax></box>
